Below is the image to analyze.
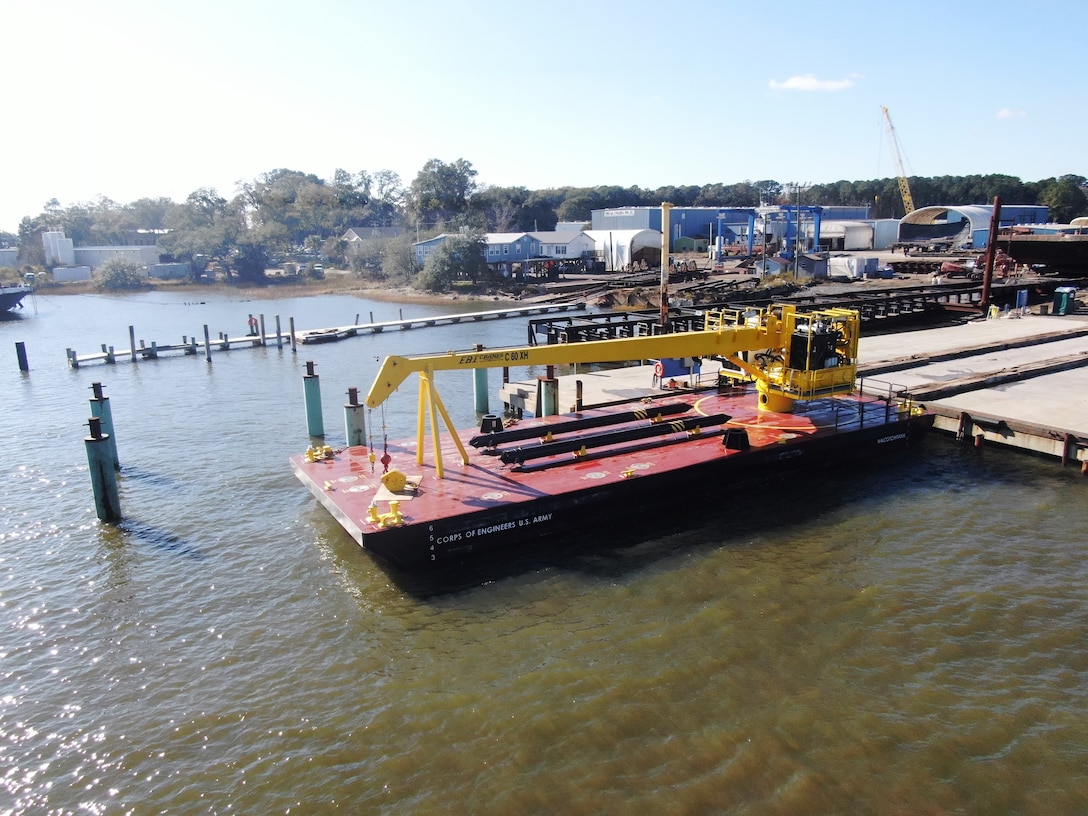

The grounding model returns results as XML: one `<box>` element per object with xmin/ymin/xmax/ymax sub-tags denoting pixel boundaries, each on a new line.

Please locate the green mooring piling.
<box><xmin>473</xmin><ymin>368</ymin><xmax>489</xmax><ymax>413</ymax></box>
<box><xmin>89</xmin><ymin>381</ymin><xmax>120</xmax><ymax>470</ymax></box>
<box><xmin>536</xmin><ymin>373</ymin><xmax>559</xmax><ymax>417</ymax></box>
<box><xmin>344</xmin><ymin>387</ymin><xmax>367</xmax><ymax>448</ymax></box>
<box><xmin>303</xmin><ymin>361</ymin><xmax>324</xmax><ymax>438</ymax></box>
<box><xmin>472</xmin><ymin>344</ymin><xmax>489</xmax><ymax>413</ymax></box>
<box><xmin>85</xmin><ymin>417</ymin><xmax>122</xmax><ymax>522</ymax></box>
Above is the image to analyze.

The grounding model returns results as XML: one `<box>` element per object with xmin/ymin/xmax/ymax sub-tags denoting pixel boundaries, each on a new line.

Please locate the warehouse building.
<box><xmin>897</xmin><ymin>205</ymin><xmax>1049</xmax><ymax>250</ymax></box>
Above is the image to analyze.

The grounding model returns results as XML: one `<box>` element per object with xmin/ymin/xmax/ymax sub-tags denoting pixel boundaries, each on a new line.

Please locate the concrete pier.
<box><xmin>856</xmin><ymin>313</ymin><xmax>1088</xmax><ymax>465</ymax></box>
<box><xmin>501</xmin><ymin>311</ymin><xmax>1088</xmax><ymax>468</ymax></box>
<box><xmin>500</xmin><ymin>362</ymin><xmax>724</xmax><ymax>416</ymax></box>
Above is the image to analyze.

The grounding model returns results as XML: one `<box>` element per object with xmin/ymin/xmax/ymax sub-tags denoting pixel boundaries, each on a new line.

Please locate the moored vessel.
<box><xmin>1</xmin><ymin>284</ymin><xmax>31</xmax><ymax>312</ymax></box>
<box><xmin>1001</xmin><ymin>232</ymin><xmax>1088</xmax><ymax>271</ymax></box>
<box><xmin>292</xmin><ymin>304</ymin><xmax>933</xmax><ymax>569</ymax></box>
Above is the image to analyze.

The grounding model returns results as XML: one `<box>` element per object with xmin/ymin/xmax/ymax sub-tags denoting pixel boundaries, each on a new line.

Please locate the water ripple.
<box><xmin>2</xmin><ymin>294</ymin><xmax>1087</xmax><ymax>813</ymax></box>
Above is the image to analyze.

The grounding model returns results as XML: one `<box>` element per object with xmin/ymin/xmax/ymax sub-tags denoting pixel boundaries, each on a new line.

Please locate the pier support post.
<box><xmin>15</xmin><ymin>341</ymin><xmax>28</xmax><ymax>372</ymax></box>
<box><xmin>474</xmin><ymin>368</ymin><xmax>489</xmax><ymax>413</ymax></box>
<box><xmin>536</xmin><ymin>375</ymin><xmax>560</xmax><ymax>417</ymax></box>
<box><xmin>89</xmin><ymin>381</ymin><xmax>120</xmax><ymax>470</ymax></box>
<box><xmin>472</xmin><ymin>344</ymin><xmax>489</xmax><ymax>414</ymax></box>
<box><xmin>129</xmin><ymin>326</ymin><xmax>137</xmax><ymax>363</ymax></box>
<box><xmin>344</xmin><ymin>387</ymin><xmax>367</xmax><ymax>448</ymax></box>
<box><xmin>259</xmin><ymin>314</ymin><xmax>267</xmax><ymax>346</ymax></box>
<box><xmin>956</xmin><ymin>412</ymin><xmax>971</xmax><ymax>442</ymax></box>
<box><xmin>275</xmin><ymin>315</ymin><xmax>283</xmax><ymax>349</ymax></box>
<box><xmin>203</xmin><ymin>325</ymin><xmax>212</xmax><ymax>362</ymax></box>
<box><xmin>289</xmin><ymin>317</ymin><xmax>297</xmax><ymax>353</ymax></box>
<box><xmin>575</xmin><ymin>379</ymin><xmax>583</xmax><ymax>412</ymax></box>
<box><xmin>85</xmin><ymin>417</ymin><xmax>122</xmax><ymax>522</ymax></box>
<box><xmin>303</xmin><ymin>361</ymin><xmax>325</xmax><ymax>438</ymax></box>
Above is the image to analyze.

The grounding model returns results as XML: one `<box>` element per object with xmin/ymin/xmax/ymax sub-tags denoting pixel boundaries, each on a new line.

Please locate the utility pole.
<box><xmin>790</xmin><ymin>183</ymin><xmax>808</xmax><ymax>278</ymax></box>
<box><xmin>660</xmin><ymin>202</ymin><xmax>672</xmax><ymax>331</ymax></box>
<box><xmin>981</xmin><ymin>196</ymin><xmax>1001</xmax><ymax>310</ymax></box>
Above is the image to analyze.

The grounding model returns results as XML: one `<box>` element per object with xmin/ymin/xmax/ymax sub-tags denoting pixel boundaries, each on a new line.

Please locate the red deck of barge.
<box><xmin>291</xmin><ymin>385</ymin><xmax>932</xmax><ymax>569</ymax></box>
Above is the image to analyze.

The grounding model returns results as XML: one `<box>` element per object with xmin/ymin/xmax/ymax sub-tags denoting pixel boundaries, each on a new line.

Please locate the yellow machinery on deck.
<box><xmin>365</xmin><ymin>304</ymin><xmax>861</xmax><ymax>478</ymax></box>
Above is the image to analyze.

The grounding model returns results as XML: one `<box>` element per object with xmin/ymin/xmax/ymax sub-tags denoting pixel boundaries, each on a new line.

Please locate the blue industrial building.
<box><xmin>591</xmin><ymin>205</ymin><xmax>874</xmax><ymax>255</ymax></box>
<box><xmin>592</xmin><ymin>206</ymin><xmax>757</xmax><ymax>248</ymax></box>
<box><xmin>591</xmin><ymin>203</ymin><xmax>1055</xmax><ymax>256</ymax></box>
<box><xmin>592</xmin><ymin>205</ymin><xmax>871</xmax><ymax>235</ymax></box>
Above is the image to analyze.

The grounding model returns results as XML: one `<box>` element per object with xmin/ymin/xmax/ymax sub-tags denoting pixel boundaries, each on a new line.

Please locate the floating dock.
<box><xmin>291</xmin><ymin>387</ymin><xmax>932</xmax><ymax>568</ymax></box>
<box><xmin>292</xmin><ymin>302</ymin><xmax>943</xmax><ymax>568</ymax></box>
<box><xmin>66</xmin><ymin>301</ymin><xmax>584</xmax><ymax>367</ymax></box>
<box><xmin>855</xmin><ymin>314</ymin><xmax>1088</xmax><ymax>468</ymax></box>
<box><xmin>291</xmin><ymin>299</ymin><xmax>1088</xmax><ymax>568</ymax></box>
<box><xmin>502</xmin><ymin>312</ymin><xmax>1088</xmax><ymax>469</ymax></box>
<box><xmin>295</xmin><ymin>302</ymin><xmax>584</xmax><ymax>344</ymax></box>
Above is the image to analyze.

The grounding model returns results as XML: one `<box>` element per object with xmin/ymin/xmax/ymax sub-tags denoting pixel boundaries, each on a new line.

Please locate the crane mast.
<box><xmin>880</xmin><ymin>106</ymin><xmax>915</xmax><ymax>215</ymax></box>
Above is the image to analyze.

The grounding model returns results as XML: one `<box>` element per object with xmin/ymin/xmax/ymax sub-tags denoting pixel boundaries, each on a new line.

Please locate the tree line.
<box><xmin>4</xmin><ymin>159</ymin><xmax>1085</xmax><ymax>286</ymax></box>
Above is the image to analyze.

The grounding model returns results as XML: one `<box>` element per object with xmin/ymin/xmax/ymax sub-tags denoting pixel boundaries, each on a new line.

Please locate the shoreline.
<box><xmin>29</xmin><ymin>277</ymin><xmax>523</xmax><ymax>307</ymax></box>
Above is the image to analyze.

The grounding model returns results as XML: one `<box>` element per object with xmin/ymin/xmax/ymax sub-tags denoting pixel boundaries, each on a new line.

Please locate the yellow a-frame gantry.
<box><xmin>366</xmin><ymin>304</ymin><xmax>861</xmax><ymax>478</ymax></box>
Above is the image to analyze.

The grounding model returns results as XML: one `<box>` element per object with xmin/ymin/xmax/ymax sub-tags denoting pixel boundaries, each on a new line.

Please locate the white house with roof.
<box><xmin>342</xmin><ymin>226</ymin><xmax>406</xmax><ymax>262</ymax></box>
<box><xmin>530</xmin><ymin>231</ymin><xmax>595</xmax><ymax>261</ymax></box>
<box><xmin>342</xmin><ymin>226</ymin><xmax>404</xmax><ymax>242</ymax></box>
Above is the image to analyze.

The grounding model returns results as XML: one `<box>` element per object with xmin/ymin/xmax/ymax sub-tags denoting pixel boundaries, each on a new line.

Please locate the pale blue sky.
<box><xmin>2</xmin><ymin>0</ymin><xmax>1082</xmax><ymax>232</ymax></box>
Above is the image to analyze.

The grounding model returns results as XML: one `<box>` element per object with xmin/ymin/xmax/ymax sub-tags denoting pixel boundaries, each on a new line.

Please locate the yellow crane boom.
<box><xmin>365</xmin><ymin>304</ymin><xmax>862</xmax><ymax>478</ymax></box>
<box><xmin>881</xmin><ymin>106</ymin><xmax>915</xmax><ymax>215</ymax></box>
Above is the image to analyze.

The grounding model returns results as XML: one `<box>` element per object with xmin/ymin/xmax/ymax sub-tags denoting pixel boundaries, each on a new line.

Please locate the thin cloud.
<box><xmin>997</xmin><ymin>107</ymin><xmax>1026</xmax><ymax>119</ymax></box>
<box><xmin>768</xmin><ymin>74</ymin><xmax>857</xmax><ymax>92</ymax></box>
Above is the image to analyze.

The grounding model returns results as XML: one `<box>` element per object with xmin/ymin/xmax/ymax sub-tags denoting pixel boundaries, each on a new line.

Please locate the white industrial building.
<box><xmin>42</xmin><ymin>230</ymin><xmax>159</xmax><ymax>272</ymax></box>
<box><xmin>582</xmin><ymin>230</ymin><xmax>661</xmax><ymax>271</ymax></box>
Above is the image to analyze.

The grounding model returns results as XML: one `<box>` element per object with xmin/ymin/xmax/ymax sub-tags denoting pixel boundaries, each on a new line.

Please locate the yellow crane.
<box><xmin>365</xmin><ymin>304</ymin><xmax>861</xmax><ymax>478</ymax></box>
<box><xmin>881</xmin><ymin>106</ymin><xmax>915</xmax><ymax>215</ymax></box>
